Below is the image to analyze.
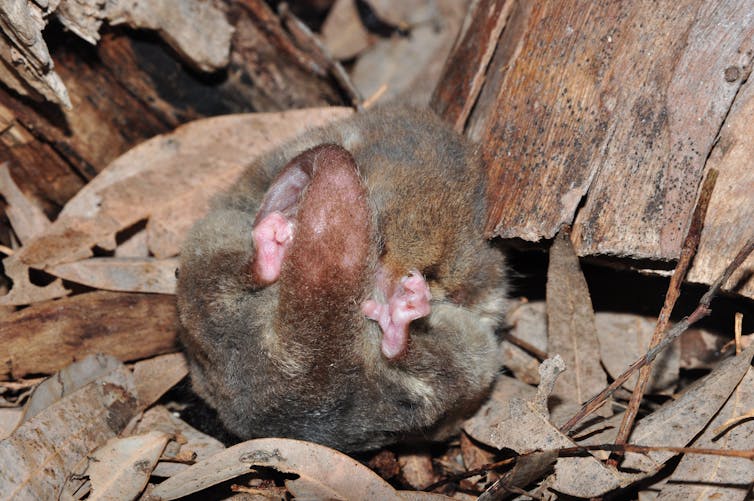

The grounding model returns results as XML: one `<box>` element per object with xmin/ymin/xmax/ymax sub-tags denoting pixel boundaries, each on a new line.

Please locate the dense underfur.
<box><xmin>176</xmin><ymin>105</ymin><xmax>508</xmax><ymax>452</ymax></box>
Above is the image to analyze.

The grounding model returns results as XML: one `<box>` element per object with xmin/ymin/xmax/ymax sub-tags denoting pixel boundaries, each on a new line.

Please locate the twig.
<box><xmin>560</xmin><ymin>443</ymin><xmax>754</xmax><ymax>460</ymax></box>
<box><xmin>613</xmin><ymin>169</ymin><xmax>718</xmax><ymax>455</ymax></box>
<box><xmin>278</xmin><ymin>3</ymin><xmax>365</xmax><ymax>112</ymax></box>
<box><xmin>425</xmin><ymin>439</ymin><xmax>754</xmax><ymax>495</ymax></box>
<box><xmin>501</xmin><ymin>332</ymin><xmax>548</xmax><ymax>361</ymax></box>
<box><xmin>560</xmin><ymin>233</ymin><xmax>754</xmax><ymax>434</ymax></box>
<box><xmin>423</xmin><ymin>456</ymin><xmax>515</xmax><ymax>492</ymax></box>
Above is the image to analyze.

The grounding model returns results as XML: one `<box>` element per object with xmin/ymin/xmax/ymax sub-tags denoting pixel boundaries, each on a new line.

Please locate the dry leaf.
<box><xmin>133</xmin><ymin>406</ymin><xmax>225</xmax><ymax>478</ymax></box>
<box><xmin>21</xmin><ymin>354</ymin><xmax>123</xmax><ymax>424</ymax></box>
<box><xmin>546</xmin><ymin>229</ymin><xmax>609</xmax><ymax>413</ymax></box>
<box><xmin>0</xmin><ymin>291</ymin><xmax>177</xmax><ymax>379</ymax></box>
<box><xmin>321</xmin><ymin>0</ymin><xmax>370</xmax><ymax>60</ymax></box>
<box><xmin>150</xmin><ymin>437</ymin><xmax>400</xmax><ymax>500</ymax></box>
<box><xmin>85</xmin><ymin>431</ymin><xmax>169</xmax><ymax>500</ymax></box>
<box><xmin>679</xmin><ymin>327</ymin><xmax>731</xmax><ymax>369</ymax></box>
<box><xmin>2</xmin><ymin>108</ymin><xmax>352</xmax><ymax>305</ymax></box>
<box><xmin>596</xmin><ymin>312</ymin><xmax>680</xmax><ymax>394</ymax></box>
<box><xmin>0</xmin><ymin>162</ymin><xmax>50</xmax><ymax>244</ymax></box>
<box><xmin>490</xmin><ymin>357</ymin><xmax>638</xmax><ymax>497</ymax></box>
<box><xmin>463</xmin><ymin>374</ymin><xmax>536</xmax><ymax>447</ymax></box>
<box><xmin>0</xmin><ymin>363</ymin><xmax>138</xmax><ymax>498</ymax></box>
<box><xmin>132</xmin><ymin>353</ymin><xmax>188</xmax><ymax>408</ymax></box>
<box><xmin>48</xmin><ymin>257</ymin><xmax>179</xmax><ymax>294</ymax></box>
<box><xmin>656</xmin><ymin>367</ymin><xmax>754</xmax><ymax>500</ymax></box>
<box><xmin>623</xmin><ymin>341</ymin><xmax>754</xmax><ymax>472</ymax></box>
<box><xmin>0</xmin><ymin>251</ymin><xmax>69</xmax><ymax>306</ymax></box>
<box><xmin>398</xmin><ymin>452</ymin><xmax>437</xmax><ymax>490</ymax></box>
<box><xmin>115</xmin><ymin>229</ymin><xmax>149</xmax><ymax>258</ymax></box>
<box><xmin>0</xmin><ymin>408</ymin><xmax>22</xmax><ymax>441</ymax></box>
<box><xmin>351</xmin><ymin>0</ymin><xmax>469</xmax><ymax>104</ymax></box>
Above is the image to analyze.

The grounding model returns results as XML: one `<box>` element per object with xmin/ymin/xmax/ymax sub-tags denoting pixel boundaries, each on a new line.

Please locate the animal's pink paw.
<box><xmin>362</xmin><ymin>269</ymin><xmax>431</xmax><ymax>359</ymax></box>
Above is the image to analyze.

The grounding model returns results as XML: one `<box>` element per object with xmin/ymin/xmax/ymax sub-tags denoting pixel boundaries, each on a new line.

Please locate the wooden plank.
<box><xmin>687</xmin><ymin>74</ymin><xmax>754</xmax><ymax>297</ymax></box>
<box><xmin>571</xmin><ymin>0</ymin><xmax>754</xmax><ymax>259</ymax></box>
<box><xmin>468</xmin><ymin>0</ymin><xmax>754</xmax><ymax>262</ymax></box>
<box><xmin>0</xmin><ymin>291</ymin><xmax>177</xmax><ymax>380</ymax></box>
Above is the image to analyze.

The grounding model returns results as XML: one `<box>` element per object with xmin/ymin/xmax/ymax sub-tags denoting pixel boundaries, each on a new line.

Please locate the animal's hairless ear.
<box><xmin>248</xmin><ymin>144</ymin><xmax>370</xmax><ymax>288</ymax></box>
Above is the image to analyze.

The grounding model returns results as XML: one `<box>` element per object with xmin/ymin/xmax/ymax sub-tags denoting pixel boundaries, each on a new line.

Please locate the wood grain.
<box><xmin>465</xmin><ymin>0</ymin><xmax>754</xmax><ymax>263</ymax></box>
<box><xmin>687</xmin><ymin>74</ymin><xmax>754</xmax><ymax>297</ymax></box>
<box><xmin>0</xmin><ymin>291</ymin><xmax>177</xmax><ymax>380</ymax></box>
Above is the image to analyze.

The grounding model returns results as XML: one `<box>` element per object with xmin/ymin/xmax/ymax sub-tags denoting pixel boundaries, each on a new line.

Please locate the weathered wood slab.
<box><xmin>452</xmin><ymin>1</ymin><xmax>753</xmax><ymax>261</ymax></box>
<box><xmin>431</xmin><ymin>0</ymin><xmax>514</xmax><ymax>132</ymax></box>
<box><xmin>0</xmin><ymin>291</ymin><xmax>177</xmax><ymax>380</ymax></box>
<box><xmin>433</xmin><ymin>0</ymin><xmax>754</xmax><ymax>298</ymax></box>
<box><xmin>687</xmin><ymin>75</ymin><xmax>754</xmax><ymax>297</ymax></box>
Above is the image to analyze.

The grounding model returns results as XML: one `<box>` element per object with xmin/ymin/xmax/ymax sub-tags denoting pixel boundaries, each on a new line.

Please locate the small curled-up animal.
<box><xmin>176</xmin><ymin>106</ymin><xmax>508</xmax><ymax>452</ymax></box>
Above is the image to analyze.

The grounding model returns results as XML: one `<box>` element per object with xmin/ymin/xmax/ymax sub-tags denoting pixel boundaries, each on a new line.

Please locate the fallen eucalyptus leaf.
<box><xmin>151</xmin><ymin>438</ymin><xmax>399</xmax><ymax>500</ymax></box>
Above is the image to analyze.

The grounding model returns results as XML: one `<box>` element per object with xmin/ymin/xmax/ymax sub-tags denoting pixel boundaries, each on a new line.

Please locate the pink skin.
<box><xmin>251</xmin><ymin>212</ymin><xmax>293</xmax><ymax>284</ymax></box>
<box><xmin>362</xmin><ymin>269</ymin><xmax>431</xmax><ymax>359</ymax></box>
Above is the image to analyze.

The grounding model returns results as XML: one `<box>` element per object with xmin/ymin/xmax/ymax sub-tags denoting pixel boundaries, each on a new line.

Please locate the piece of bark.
<box><xmin>0</xmin><ymin>2</ymin><xmax>71</xmax><ymax>108</ymax></box>
<box><xmin>459</xmin><ymin>1</ymin><xmax>754</xmax><ymax>264</ymax></box>
<box><xmin>686</xmin><ymin>73</ymin><xmax>754</xmax><ymax>297</ymax></box>
<box><xmin>0</xmin><ymin>102</ymin><xmax>85</xmax><ymax>213</ymax></box>
<box><xmin>430</xmin><ymin>0</ymin><xmax>514</xmax><ymax>131</ymax></box>
<box><xmin>230</xmin><ymin>2</ymin><xmax>344</xmax><ymax>111</ymax></box>
<box><xmin>0</xmin><ymin>291</ymin><xmax>177</xmax><ymax>380</ymax></box>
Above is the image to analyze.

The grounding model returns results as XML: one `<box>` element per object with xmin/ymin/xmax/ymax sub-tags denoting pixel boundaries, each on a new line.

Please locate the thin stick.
<box><xmin>560</xmin><ymin>443</ymin><xmax>754</xmax><ymax>460</ymax></box>
<box><xmin>560</xmin><ymin>233</ymin><xmax>754</xmax><ymax>434</ymax></box>
<box><xmin>426</xmin><ymin>440</ymin><xmax>754</xmax><ymax>493</ymax></box>
<box><xmin>613</xmin><ymin>169</ymin><xmax>718</xmax><ymax>454</ymax></box>
<box><xmin>501</xmin><ymin>332</ymin><xmax>548</xmax><ymax>361</ymax></box>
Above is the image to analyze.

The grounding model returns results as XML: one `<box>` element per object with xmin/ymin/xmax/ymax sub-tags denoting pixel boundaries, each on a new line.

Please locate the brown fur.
<box><xmin>176</xmin><ymin>105</ymin><xmax>508</xmax><ymax>452</ymax></box>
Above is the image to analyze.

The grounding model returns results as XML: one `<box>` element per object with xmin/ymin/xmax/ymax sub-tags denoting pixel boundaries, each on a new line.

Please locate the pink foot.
<box><xmin>362</xmin><ymin>269</ymin><xmax>431</xmax><ymax>359</ymax></box>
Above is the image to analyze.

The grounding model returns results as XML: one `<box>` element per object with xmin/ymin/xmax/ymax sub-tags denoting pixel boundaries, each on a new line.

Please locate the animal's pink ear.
<box><xmin>248</xmin><ymin>144</ymin><xmax>371</xmax><ymax>290</ymax></box>
<box><xmin>250</xmin><ymin>212</ymin><xmax>292</xmax><ymax>285</ymax></box>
